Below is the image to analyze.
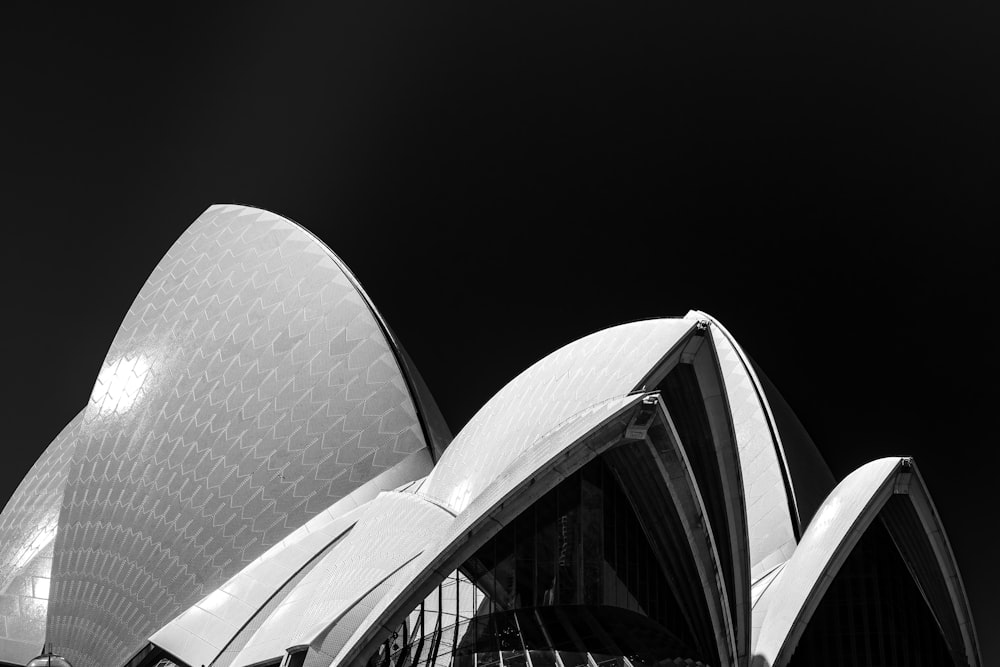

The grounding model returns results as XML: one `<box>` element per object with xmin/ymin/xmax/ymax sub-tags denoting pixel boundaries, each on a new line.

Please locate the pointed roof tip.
<box><xmin>33</xmin><ymin>204</ymin><xmax>454</xmax><ymax>667</ymax></box>
<box><xmin>205</xmin><ymin>201</ymin><xmax>269</xmax><ymax>212</ymax></box>
<box><xmin>202</xmin><ymin>203</ymin><xmax>291</xmax><ymax>223</ymax></box>
<box><xmin>197</xmin><ymin>202</ymin><xmax>453</xmax><ymax>458</ymax></box>
<box><xmin>420</xmin><ymin>318</ymin><xmax>697</xmax><ymax>515</ymax></box>
<box><xmin>692</xmin><ymin>309</ymin><xmax>836</xmax><ymax>532</ymax></box>
<box><xmin>754</xmin><ymin>453</ymin><xmax>981</xmax><ymax>666</ymax></box>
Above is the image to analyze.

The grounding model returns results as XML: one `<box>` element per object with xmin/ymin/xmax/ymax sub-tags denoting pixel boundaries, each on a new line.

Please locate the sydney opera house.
<box><xmin>0</xmin><ymin>205</ymin><xmax>981</xmax><ymax>667</ymax></box>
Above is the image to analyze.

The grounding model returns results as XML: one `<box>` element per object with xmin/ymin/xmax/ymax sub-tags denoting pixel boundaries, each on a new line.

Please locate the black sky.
<box><xmin>2</xmin><ymin>2</ymin><xmax>998</xmax><ymax>661</ymax></box>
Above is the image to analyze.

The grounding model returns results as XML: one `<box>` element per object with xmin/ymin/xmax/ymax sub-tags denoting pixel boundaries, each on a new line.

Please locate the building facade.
<box><xmin>0</xmin><ymin>206</ymin><xmax>981</xmax><ymax>667</ymax></box>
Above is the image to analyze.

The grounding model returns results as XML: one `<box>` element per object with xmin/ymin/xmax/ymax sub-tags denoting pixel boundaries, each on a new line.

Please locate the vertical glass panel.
<box><xmin>555</xmin><ymin>472</ymin><xmax>580</xmax><ymax>605</ymax></box>
<box><xmin>492</xmin><ymin>522</ymin><xmax>516</xmax><ymax>610</ymax></box>
<box><xmin>581</xmin><ymin>461</ymin><xmax>603</xmax><ymax>605</ymax></box>
<box><xmin>788</xmin><ymin>519</ymin><xmax>956</xmax><ymax>666</ymax></box>
<box><xmin>465</xmin><ymin>614</ymin><xmax>498</xmax><ymax>667</ymax></box>
<box><xmin>515</xmin><ymin>503</ymin><xmax>535</xmax><ymax>608</ymax></box>
<box><xmin>534</xmin><ymin>489</ymin><xmax>557</xmax><ymax>606</ymax></box>
<box><xmin>601</xmin><ymin>464</ymin><xmax>619</xmax><ymax>609</ymax></box>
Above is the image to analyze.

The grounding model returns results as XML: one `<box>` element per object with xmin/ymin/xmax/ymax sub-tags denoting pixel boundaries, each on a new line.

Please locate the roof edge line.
<box><xmin>208</xmin><ymin>203</ymin><xmax>452</xmax><ymax>461</ymax></box>
<box><xmin>690</xmin><ymin>310</ymin><xmax>803</xmax><ymax>538</ymax></box>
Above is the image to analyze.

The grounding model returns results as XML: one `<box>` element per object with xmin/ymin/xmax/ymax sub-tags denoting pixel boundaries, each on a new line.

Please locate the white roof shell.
<box><xmin>0</xmin><ymin>204</ymin><xmax>451</xmax><ymax>667</ymax></box>
<box><xmin>418</xmin><ymin>318</ymin><xmax>697</xmax><ymax>513</ymax></box>
<box><xmin>752</xmin><ymin>457</ymin><xmax>981</xmax><ymax>667</ymax></box>
<box><xmin>2</xmin><ymin>204</ymin><xmax>980</xmax><ymax>667</ymax></box>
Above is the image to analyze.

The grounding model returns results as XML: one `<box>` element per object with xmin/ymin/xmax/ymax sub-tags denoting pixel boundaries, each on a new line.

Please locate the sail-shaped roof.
<box><xmin>0</xmin><ymin>207</ymin><xmax>980</xmax><ymax>667</ymax></box>
<box><xmin>0</xmin><ymin>204</ymin><xmax>451</xmax><ymax>667</ymax></box>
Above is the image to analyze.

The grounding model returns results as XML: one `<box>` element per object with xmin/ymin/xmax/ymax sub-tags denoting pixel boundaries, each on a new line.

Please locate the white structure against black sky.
<box><xmin>0</xmin><ymin>205</ymin><xmax>981</xmax><ymax>667</ymax></box>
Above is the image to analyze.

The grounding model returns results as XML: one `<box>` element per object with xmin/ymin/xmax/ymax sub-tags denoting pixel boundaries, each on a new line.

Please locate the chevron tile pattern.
<box><xmin>0</xmin><ymin>410</ymin><xmax>84</xmax><ymax>664</ymax></box>
<box><xmin>3</xmin><ymin>203</ymin><xmax>978</xmax><ymax>667</ymax></box>
<box><xmin>151</xmin><ymin>449</ymin><xmax>433</xmax><ymax>667</ymax></box>
<box><xmin>46</xmin><ymin>205</ymin><xmax>431</xmax><ymax>667</ymax></box>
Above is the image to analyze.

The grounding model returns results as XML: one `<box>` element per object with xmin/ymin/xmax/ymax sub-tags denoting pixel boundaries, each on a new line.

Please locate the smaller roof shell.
<box><xmin>752</xmin><ymin>457</ymin><xmax>980</xmax><ymax>667</ymax></box>
<box><xmin>419</xmin><ymin>318</ymin><xmax>697</xmax><ymax>514</ymax></box>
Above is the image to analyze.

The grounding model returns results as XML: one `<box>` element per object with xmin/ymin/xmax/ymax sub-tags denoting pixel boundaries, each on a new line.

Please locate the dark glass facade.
<box><xmin>788</xmin><ymin>518</ymin><xmax>956</xmax><ymax>666</ymax></box>
<box><xmin>368</xmin><ymin>458</ymin><xmax>708</xmax><ymax>667</ymax></box>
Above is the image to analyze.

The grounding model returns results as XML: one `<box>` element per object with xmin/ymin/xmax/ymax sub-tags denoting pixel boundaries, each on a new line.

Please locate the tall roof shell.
<box><xmin>2</xmin><ymin>219</ymin><xmax>982</xmax><ymax>667</ymax></box>
<box><xmin>0</xmin><ymin>204</ymin><xmax>452</xmax><ymax>667</ymax></box>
